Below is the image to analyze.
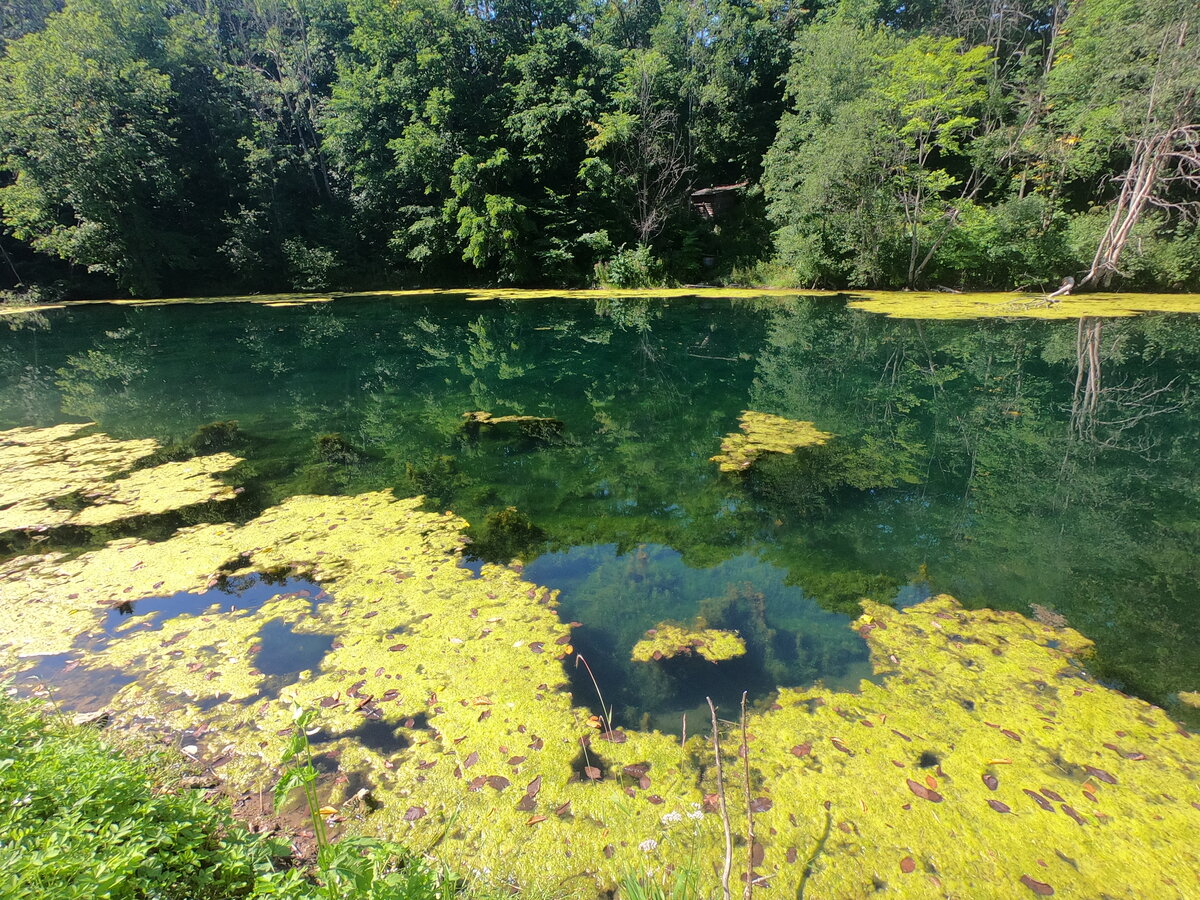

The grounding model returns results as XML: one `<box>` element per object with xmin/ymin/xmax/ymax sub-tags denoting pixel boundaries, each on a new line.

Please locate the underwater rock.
<box><xmin>630</xmin><ymin>621</ymin><xmax>746</xmax><ymax>663</ymax></box>
<box><xmin>711</xmin><ymin>410</ymin><xmax>833</xmax><ymax>473</ymax></box>
<box><xmin>461</xmin><ymin>410</ymin><xmax>565</xmax><ymax>443</ymax></box>
<box><xmin>187</xmin><ymin>420</ymin><xmax>245</xmax><ymax>453</ymax></box>
<box><xmin>466</xmin><ymin>506</ymin><xmax>546</xmax><ymax>563</ymax></box>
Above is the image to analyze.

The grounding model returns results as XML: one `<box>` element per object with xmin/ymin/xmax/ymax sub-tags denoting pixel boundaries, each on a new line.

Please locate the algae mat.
<box><xmin>845</xmin><ymin>291</ymin><xmax>1200</xmax><ymax>320</ymax></box>
<box><xmin>0</xmin><ymin>422</ymin><xmax>241</xmax><ymax>535</ymax></box>
<box><xmin>2</xmin><ymin>488</ymin><xmax>1198</xmax><ymax>898</ymax></box>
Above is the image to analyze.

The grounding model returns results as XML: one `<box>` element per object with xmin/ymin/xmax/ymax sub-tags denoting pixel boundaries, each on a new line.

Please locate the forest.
<box><xmin>1</xmin><ymin>0</ymin><xmax>1198</xmax><ymax>299</ymax></box>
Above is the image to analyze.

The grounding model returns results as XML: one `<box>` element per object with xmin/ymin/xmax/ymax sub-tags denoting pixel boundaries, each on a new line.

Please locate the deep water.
<box><xmin>2</xmin><ymin>294</ymin><xmax>1198</xmax><ymax>727</ymax></box>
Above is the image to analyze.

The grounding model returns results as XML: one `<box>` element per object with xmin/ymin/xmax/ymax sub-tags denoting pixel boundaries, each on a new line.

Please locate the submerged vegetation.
<box><xmin>0</xmin><ymin>0</ymin><xmax>1198</xmax><ymax>297</ymax></box>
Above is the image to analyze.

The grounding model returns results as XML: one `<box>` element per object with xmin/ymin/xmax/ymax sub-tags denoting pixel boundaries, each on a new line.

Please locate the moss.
<box><xmin>711</xmin><ymin>411</ymin><xmax>834</xmax><ymax>473</ymax></box>
<box><xmin>630</xmin><ymin>621</ymin><xmax>746</xmax><ymax>663</ymax></box>
<box><xmin>461</xmin><ymin>411</ymin><xmax>565</xmax><ymax>443</ymax></box>
<box><xmin>1181</xmin><ymin>691</ymin><xmax>1200</xmax><ymax>709</ymax></box>
<box><xmin>0</xmin><ymin>423</ymin><xmax>238</xmax><ymax>535</ymax></box>
<box><xmin>313</xmin><ymin>433</ymin><xmax>362</xmax><ymax>465</ymax></box>
<box><xmin>187</xmin><ymin>420</ymin><xmax>245</xmax><ymax>453</ymax></box>
<box><xmin>3</xmin><ymin>490</ymin><xmax>1199</xmax><ymax>898</ymax></box>
<box><xmin>846</xmin><ymin>290</ymin><xmax>1200</xmax><ymax>320</ymax></box>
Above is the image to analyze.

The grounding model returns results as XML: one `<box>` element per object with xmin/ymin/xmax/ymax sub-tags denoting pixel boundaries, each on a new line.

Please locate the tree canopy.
<box><xmin>0</xmin><ymin>0</ymin><xmax>1197</xmax><ymax>296</ymax></box>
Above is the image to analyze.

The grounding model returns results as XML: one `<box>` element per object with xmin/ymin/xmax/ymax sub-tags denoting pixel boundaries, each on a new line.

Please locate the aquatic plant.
<box><xmin>711</xmin><ymin>411</ymin><xmax>833</xmax><ymax>473</ymax></box>
<box><xmin>313</xmin><ymin>432</ymin><xmax>363</xmax><ymax>465</ymax></box>
<box><xmin>846</xmin><ymin>290</ymin><xmax>1200</xmax><ymax>320</ymax></box>
<box><xmin>188</xmin><ymin>420</ymin><xmax>246</xmax><ymax>453</ymax></box>
<box><xmin>466</xmin><ymin>506</ymin><xmax>547</xmax><ymax>563</ymax></box>
<box><xmin>461</xmin><ymin>411</ymin><xmax>565</xmax><ymax>444</ymax></box>
<box><xmin>0</xmin><ymin>423</ymin><xmax>241</xmax><ymax>535</ymax></box>
<box><xmin>630</xmin><ymin>622</ymin><xmax>746</xmax><ymax>663</ymax></box>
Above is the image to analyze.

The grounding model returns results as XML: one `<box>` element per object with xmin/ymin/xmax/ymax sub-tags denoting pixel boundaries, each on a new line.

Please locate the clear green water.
<box><xmin>2</xmin><ymin>294</ymin><xmax>1198</xmax><ymax>728</ymax></box>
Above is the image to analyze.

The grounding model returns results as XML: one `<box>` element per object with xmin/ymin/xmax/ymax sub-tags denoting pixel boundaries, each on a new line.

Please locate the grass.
<box><xmin>0</xmin><ymin>692</ymin><xmax>504</xmax><ymax>900</ymax></box>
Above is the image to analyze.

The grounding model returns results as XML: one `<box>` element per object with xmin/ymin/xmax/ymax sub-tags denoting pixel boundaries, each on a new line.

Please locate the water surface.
<box><xmin>2</xmin><ymin>294</ymin><xmax>1198</xmax><ymax>726</ymax></box>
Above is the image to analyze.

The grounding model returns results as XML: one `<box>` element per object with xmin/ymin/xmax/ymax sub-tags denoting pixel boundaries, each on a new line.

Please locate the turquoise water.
<box><xmin>2</xmin><ymin>294</ymin><xmax>1198</xmax><ymax>727</ymax></box>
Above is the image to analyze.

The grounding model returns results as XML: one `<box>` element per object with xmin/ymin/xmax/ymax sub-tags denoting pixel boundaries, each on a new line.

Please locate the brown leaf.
<box><xmin>599</xmin><ymin>730</ymin><xmax>627</xmax><ymax>744</ymax></box>
<box><xmin>464</xmin><ymin>751</ymin><xmax>479</xmax><ymax>768</ymax></box>
<box><xmin>1083</xmin><ymin>765</ymin><xmax>1117</xmax><ymax>784</ymax></box>
<box><xmin>987</xmin><ymin>799</ymin><xmax>1011</xmax><ymax>813</ymax></box>
<box><xmin>1040</xmin><ymin>788</ymin><xmax>1064</xmax><ymax>803</ymax></box>
<box><xmin>603</xmin><ymin>845</ymin><xmax>615</xmax><ymax>859</ymax></box>
<box><xmin>786</xmin><ymin>848</ymin><xmax>798</xmax><ymax>864</ymax></box>
<box><xmin>468</xmin><ymin>776</ymin><xmax>486</xmax><ymax>791</ymax></box>
<box><xmin>404</xmin><ymin>806</ymin><xmax>426</xmax><ymax>821</ymax></box>
<box><xmin>526</xmin><ymin>815</ymin><xmax>547</xmax><ymax>825</ymax></box>
<box><xmin>515</xmin><ymin>795</ymin><xmax>537</xmax><ymax>812</ymax></box>
<box><xmin>1023</xmin><ymin>789</ymin><xmax>1054</xmax><ymax>812</ymax></box>
<box><xmin>1001</xmin><ymin>729</ymin><xmax>1022</xmax><ymax>742</ymax></box>
<box><xmin>830</xmin><ymin>738</ymin><xmax>854</xmax><ymax>755</ymax></box>
<box><xmin>749</xmin><ymin>797</ymin><xmax>773</xmax><ymax>813</ymax></box>
<box><xmin>583</xmin><ymin>765</ymin><xmax>601</xmax><ymax>780</ymax></box>
<box><xmin>319</xmin><ymin>696</ymin><xmax>340</xmax><ymax>708</ymax></box>
<box><xmin>790</xmin><ymin>743</ymin><xmax>812</xmax><ymax>758</ymax></box>
<box><xmin>486</xmin><ymin>775</ymin><xmax>510</xmax><ymax>791</ymax></box>
<box><xmin>924</xmin><ymin>775</ymin><xmax>938</xmax><ymax>790</ymax></box>
<box><xmin>891</xmin><ymin>729</ymin><xmax>912</xmax><ymax>742</ymax></box>
<box><xmin>638</xmin><ymin>775</ymin><xmax>651</xmax><ymax>790</ymax></box>
<box><xmin>982</xmin><ymin>774</ymin><xmax>999</xmax><ymax>791</ymax></box>
<box><xmin>526</xmin><ymin>775</ymin><xmax>542</xmax><ymax>797</ymax></box>
<box><xmin>555</xmin><ymin>802</ymin><xmax>571</xmax><ymax>817</ymax></box>
<box><xmin>623</xmin><ymin>763</ymin><xmax>650</xmax><ymax>778</ymax></box>
<box><xmin>647</xmin><ymin>795</ymin><xmax>664</xmax><ymax>804</ymax></box>
<box><xmin>905</xmin><ymin>778</ymin><xmax>943</xmax><ymax>803</ymax></box>
<box><xmin>1019</xmin><ymin>874</ymin><xmax>1054</xmax><ymax>895</ymax></box>
<box><xmin>389</xmin><ymin>644</ymin><xmax>408</xmax><ymax>652</ymax></box>
<box><xmin>1061</xmin><ymin>804</ymin><xmax>1087</xmax><ymax>826</ymax></box>
<box><xmin>900</xmin><ymin>857</ymin><xmax>916</xmax><ymax>874</ymax></box>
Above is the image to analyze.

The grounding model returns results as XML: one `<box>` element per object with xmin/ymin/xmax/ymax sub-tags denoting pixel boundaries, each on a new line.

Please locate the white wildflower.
<box><xmin>638</xmin><ymin>839</ymin><xmax>659</xmax><ymax>852</ymax></box>
<box><xmin>687</xmin><ymin>809</ymin><xmax>704</xmax><ymax>820</ymax></box>
<box><xmin>660</xmin><ymin>811</ymin><xmax>683</xmax><ymax>825</ymax></box>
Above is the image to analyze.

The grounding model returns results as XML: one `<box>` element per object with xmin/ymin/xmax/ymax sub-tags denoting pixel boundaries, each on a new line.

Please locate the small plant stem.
<box><xmin>575</xmin><ymin>653</ymin><xmax>613</xmax><ymax>731</ymax></box>
<box><xmin>707</xmin><ymin>697</ymin><xmax>733</xmax><ymax>900</ymax></box>
<box><xmin>681</xmin><ymin>711</ymin><xmax>687</xmax><ymax>748</ymax></box>
<box><xmin>741</xmin><ymin>691</ymin><xmax>755</xmax><ymax>900</ymax></box>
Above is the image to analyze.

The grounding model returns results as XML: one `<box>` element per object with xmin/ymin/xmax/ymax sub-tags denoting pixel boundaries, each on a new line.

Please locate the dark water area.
<box><xmin>2</xmin><ymin>294</ymin><xmax>1198</xmax><ymax>727</ymax></box>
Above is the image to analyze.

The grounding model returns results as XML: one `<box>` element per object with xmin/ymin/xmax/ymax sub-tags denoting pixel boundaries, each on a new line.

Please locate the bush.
<box><xmin>594</xmin><ymin>244</ymin><xmax>665</xmax><ymax>288</ymax></box>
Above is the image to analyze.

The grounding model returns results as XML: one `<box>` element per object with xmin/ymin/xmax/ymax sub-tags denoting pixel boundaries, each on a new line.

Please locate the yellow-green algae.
<box><xmin>0</xmin><ymin>423</ymin><xmax>241</xmax><ymax>534</ymax></box>
<box><xmin>2</xmin><ymin>491</ymin><xmax>1198</xmax><ymax>897</ymax></box>
<box><xmin>846</xmin><ymin>290</ymin><xmax>1200</xmax><ymax>320</ymax></box>
<box><xmin>630</xmin><ymin>622</ymin><xmax>746</xmax><ymax>663</ymax></box>
<box><xmin>8</xmin><ymin>288</ymin><xmax>1200</xmax><ymax>322</ymax></box>
<box><xmin>711</xmin><ymin>411</ymin><xmax>834</xmax><ymax>473</ymax></box>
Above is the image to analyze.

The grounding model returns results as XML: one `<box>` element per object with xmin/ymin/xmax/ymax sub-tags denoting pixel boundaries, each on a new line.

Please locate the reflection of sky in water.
<box><xmin>525</xmin><ymin>544</ymin><xmax>873</xmax><ymax>732</ymax></box>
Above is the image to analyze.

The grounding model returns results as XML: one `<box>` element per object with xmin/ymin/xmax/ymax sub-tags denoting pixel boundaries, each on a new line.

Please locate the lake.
<box><xmin>2</xmin><ymin>291</ymin><xmax>1199</xmax><ymax>896</ymax></box>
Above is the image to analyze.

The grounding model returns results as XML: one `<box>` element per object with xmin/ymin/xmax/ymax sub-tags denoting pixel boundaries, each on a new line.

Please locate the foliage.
<box><xmin>0</xmin><ymin>692</ymin><xmax>288</xmax><ymax>899</ymax></box>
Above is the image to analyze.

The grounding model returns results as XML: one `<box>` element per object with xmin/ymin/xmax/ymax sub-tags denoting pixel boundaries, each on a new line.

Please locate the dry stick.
<box><xmin>681</xmin><ymin>711</ymin><xmax>687</xmax><ymax>748</ymax></box>
<box><xmin>741</xmin><ymin>691</ymin><xmax>755</xmax><ymax>900</ymax></box>
<box><xmin>707</xmin><ymin>697</ymin><xmax>733</xmax><ymax>900</ymax></box>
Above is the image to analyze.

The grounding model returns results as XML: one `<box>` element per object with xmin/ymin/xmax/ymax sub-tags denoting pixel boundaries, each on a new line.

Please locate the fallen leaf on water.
<box><xmin>790</xmin><ymin>743</ymin><xmax>812</xmax><ymax>758</ymax></box>
<box><xmin>486</xmin><ymin>776</ymin><xmax>510</xmax><ymax>791</ymax></box>
<box><xmin>987</xmin><ymin>799</ymin><xmax>1011</xmax><ymax>813</ymax></box>
<box><xmin>318</xmin><ymin>806</ymin><xmax>338</xmax><ymax>816</ymax></box>
<box><xmin>1019</xmin><ymin>874</ymin><xmax>1054</xmax><ymax>895</ymax></box>
<box><xmin>830</xmin><ymin>738</ymin><xmax>854</xmax><ymax>755</ymax></box>
<box><xmin>1041</xmin><ymin>788</ymin><xmax>1064</xmax><ymax>803</ymax></box>
<box><xmin>404</xmin><ymin>806</ymin><xmax>426</xmax><ymax>821</ymax></box>
<box><xmin>987</xmin><ymin>758</ymin><xmax>1012</xmax><ymax>765</ymax></box>
<box><xmin>900</xmin><ymin>857</ymin><xmax>916</xmax><ymax>874</ymax></box>
<box><xmin>464</xmin><ymin>751</ymin><xmax>479</xmax><ymax>768</ymax></box>
<box><xmin>584</xmin><ymin>766</ymin><xmax>601</xmax><ymax>780</ymax></box>
<box><xmin>1061</xmin><ymin>805</ymin><xmax>1087</xmax><ymax>826</ymax></box>
<box><xmin>1083</xmin><ymin>765</ymin><xmax>1117</xmax><ymax>784</ymax></box>
<box><xmin>905</xmin><ymin>779</ymin><xmax>943</xmax><ymax>803</ymax></box>
<box><xmin>749</xmin><ymin>797</ymin><xmax>773</xmax><ymax>813</ymax></box>
<box><xmin>982</xmin><ymin>774</ymin><xmax>999</xmax><ymax>791</ymax></box>
<box><xmin>924</xmin><ymin>775</ymin><xmax>937</xmax><ymax>790</ymax></box>
<box><xmin>1023</xmin><ymin>789</ymin><xmax>1054</xmax><ymax>812</ymax></box>
<box><xmin>526</xmin><ymin>815</ymin><xmax>547</xmax><ymax>825</ymax></box>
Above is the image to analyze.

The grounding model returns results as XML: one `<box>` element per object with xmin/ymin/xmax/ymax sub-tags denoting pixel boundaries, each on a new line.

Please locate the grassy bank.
<box><xmin>0</xmin><ymin>692</ymin><xmax>493</xmax><ymax>900</ymax></box>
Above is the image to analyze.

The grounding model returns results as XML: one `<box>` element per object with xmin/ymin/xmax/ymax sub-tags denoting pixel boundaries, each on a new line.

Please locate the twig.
<box><xmin>707</xmin><ymin>697</ymin><xmax>733</xmax><ymax>900</ymax></box>
<box><xmin>574</xmin><ymin>654</ymin><xmax>613</xmax><ymax>732</ymax></box>
<box><xmin>681</xmin><ymin>711</ymin><xmax>687</xmax><ymax>748</ymax></box>
<box><xmin>741</xmin><ymin>692</ymin><xmax>755</xmax><ymax>900</ymax></box>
